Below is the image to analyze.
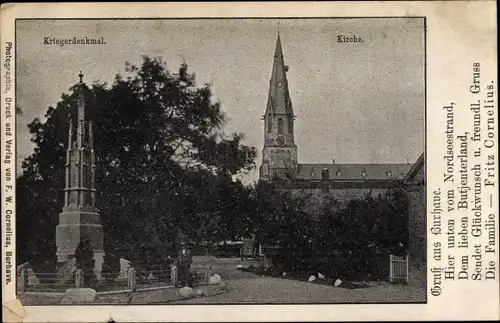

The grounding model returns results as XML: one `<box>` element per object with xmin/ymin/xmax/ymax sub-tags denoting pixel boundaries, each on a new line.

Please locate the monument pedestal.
<box><xmin>56</xmin><ymin>208</ymin><xmax>104</xmax><ymax>278</ymax></box>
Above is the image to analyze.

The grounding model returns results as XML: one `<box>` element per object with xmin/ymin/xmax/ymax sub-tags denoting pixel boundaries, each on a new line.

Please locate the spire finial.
<box><xmin>78</xmin><ymin>71</ymin><xmax>84</xmax><ymax>83</ymax></box>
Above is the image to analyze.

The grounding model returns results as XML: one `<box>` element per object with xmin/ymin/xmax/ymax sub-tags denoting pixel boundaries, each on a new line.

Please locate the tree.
<box><xmin>100</xmin><ymin>253</ymin><xmax>121</xmax><ymax>283</ymax></box>
<box><xmin>250</xmin><ymin>186</ymin><xmax>409</xmax><ymax>280</ymax></box>
<box><xmin>243</xmin><ymin>183</ymin><xmax>320</xmax><ymax>274</ymax></box>
<box><xmin>312</xmin><ymin>189</ymin><xmax>408</xmax><ymax>280</ymax></box>
<box><xmin>17</xmin><ymin>56</ymin><xmax>257</xmax><ymax>270</ymax></box>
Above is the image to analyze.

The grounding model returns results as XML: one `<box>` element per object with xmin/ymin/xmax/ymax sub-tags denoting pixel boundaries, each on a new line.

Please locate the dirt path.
<box><xmin>129</xmin><ymin>257</ymin><xmax>425</xmax><ymax>304</ymax></box>
<box><xmin>177</xmin><ymin>266</ymin><xmax>425</xmax><ymax>304</ymax></box>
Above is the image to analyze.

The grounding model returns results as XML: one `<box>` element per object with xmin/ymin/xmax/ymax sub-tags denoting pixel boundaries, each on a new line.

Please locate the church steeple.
<box><xmin>265</xmin><ymin>33</ymin><xmax>294</xmax><ymax>116</ymax></box>
<box><xmin>260</xmin><ymin>33</ymin><xmax>298</xmax><ymax>182</ymax></box>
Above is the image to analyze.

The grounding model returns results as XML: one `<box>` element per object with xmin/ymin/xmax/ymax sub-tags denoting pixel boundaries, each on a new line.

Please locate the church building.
<box><xmin>258</xmin><ymin>33</ymin><xmax>426</xmax><ymax>286</ymax></box>
<box><xmin>259</xmin><ymin>33</ymin><xmax>414</xmax><ymax>206</ymax></box>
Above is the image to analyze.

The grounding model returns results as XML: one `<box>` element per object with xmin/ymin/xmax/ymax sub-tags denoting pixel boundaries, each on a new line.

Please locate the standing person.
<box><xmin>176</xmin><ymin>241</ymin><xmax>193</xmax><ymax>287</ymax></box>
<box><xmin>251</xmin><ymin>233</ymin><xmax>259</xmax><ymax>260</ymax></box>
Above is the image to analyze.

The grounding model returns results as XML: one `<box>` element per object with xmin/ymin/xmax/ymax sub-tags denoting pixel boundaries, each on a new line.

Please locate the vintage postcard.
<box><xmin>1</xmin><ymin>1</ymin><xmax>498</xmax><ymax>322</ymax></box>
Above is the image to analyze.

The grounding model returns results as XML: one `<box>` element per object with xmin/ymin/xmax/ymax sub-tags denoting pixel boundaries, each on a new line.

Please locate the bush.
<box><xmin>101</xmin><ymin>254</ymin><xmax>121</xmax><ymax>283</ymax></box>
<box><xmin>272</xmin><ymin>249</ymin><xmax>389</xmax><ymax>282</ymax></box>
<box><xmin>258</xmin><ymin>189</ymin><xmax>408</xmax><ymax>283</ymax></box>
<box><xmin>213</xmin><ymin>244</ymin><xmax>241</xmax><ymax>258</ymax></box>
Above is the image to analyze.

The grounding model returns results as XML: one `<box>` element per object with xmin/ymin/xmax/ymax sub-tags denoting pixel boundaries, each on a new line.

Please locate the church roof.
<box><xmin>265</xmin><ymin>33</ymin><xmax>293</xmax><ymax>115</ymax></box>
<box><xmin>296</xmin><ymin>163</ymin><xmax>413</xmax><ymax>181</ymax></box>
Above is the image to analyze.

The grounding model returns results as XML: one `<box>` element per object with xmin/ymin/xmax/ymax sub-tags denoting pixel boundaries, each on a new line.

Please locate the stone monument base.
<box><xmin>56</xmin><ymin>250</ymin><xmax>105</xmax><ymax>282</ymax></box>
<box><xmin>56</xmin><ymin>209</ymin><xmax>105</xmax><ymax>280</ymax></box>
<box><xmin>60</xmin><ymin>288</ymin><xmax>97</xmax><ymax>304</ymax></box>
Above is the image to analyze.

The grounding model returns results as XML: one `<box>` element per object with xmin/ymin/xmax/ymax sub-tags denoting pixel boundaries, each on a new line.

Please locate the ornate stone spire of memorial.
<box><xmin>56</xmin><ymin>72</ymin><xmax>104</xmax><ymax>276</ymax></box>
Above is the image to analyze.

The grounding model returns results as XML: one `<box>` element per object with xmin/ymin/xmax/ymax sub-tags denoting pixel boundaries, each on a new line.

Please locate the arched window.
<box><xmin>288</xmin><ymin>115</ymin><xmax>293</xmax><ymax>134</ymax></box>
<box><xmin>267</xmin><ymin>119</ymin><xmax>272</xmax><ymax>133</ymax></box>
<box><xmin>278</xmin><ymin>118</ymin><xmax>284</xmax><ymax>134</ymax></box>
<box><xmin>321</xmin><ymin>168</ymin><xmax>330</xmax><ymax>179</ymax></box>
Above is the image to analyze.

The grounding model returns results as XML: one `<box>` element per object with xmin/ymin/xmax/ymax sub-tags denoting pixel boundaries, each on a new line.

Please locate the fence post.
<box><xmin>389</xmin><ymin>255</ymin><xmax>393</xmax><ymax>283</ymax></box>
<box><xmin>170</xmin><ymin>265</ymin><xmax>177</xmax><ymax>286</ymax></box>
<box><xmin>128</xmin><ymin>267</ymin><xmax>136</xmax><ymax>291</ymax></box>
<box><xmin>406</xmin><ymin>254</ymin><xmax>409</xmax><ymax>284</ymax></box>
<box><xmin>75</xmin><ymin>269</ymin><xmax>84</xmax><ymax>288</ymax></box>
<box><xmin>204</xmin><ymin>266</ymin><xmax>212</xmax><ymax>283</ymax></box>
<box><xmin>264</xmin><ymin>254</ymin><xmax>273</xmax><ymax>269</ymax></box>
<box><xmin>19</xmin><ymin>268</ymin><xmax>28</xmax><ymax>294</ymax></box>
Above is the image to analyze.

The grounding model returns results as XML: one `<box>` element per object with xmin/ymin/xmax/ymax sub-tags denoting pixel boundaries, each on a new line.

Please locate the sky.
<box><xmin>16</xmin><ymin>18</ymin><xmax>424</xmax><ymax>184</ymax></box>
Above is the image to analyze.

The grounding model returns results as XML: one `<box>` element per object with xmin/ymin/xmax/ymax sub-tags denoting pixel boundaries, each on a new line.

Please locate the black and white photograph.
<box><xmin>13</xmin><ymin>17</ymin><xmax>426</xmax><ymax>305</ymax></box>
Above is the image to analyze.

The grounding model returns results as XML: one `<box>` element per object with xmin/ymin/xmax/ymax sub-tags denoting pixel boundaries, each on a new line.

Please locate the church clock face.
<box><xmin>276</xmin><ymin>135</ymin><xmax>285</xmax><ymax>146</ymax></box>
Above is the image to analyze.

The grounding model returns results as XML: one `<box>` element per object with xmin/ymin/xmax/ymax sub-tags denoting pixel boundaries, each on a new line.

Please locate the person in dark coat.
<box><xmin>176</xmin><ymin>242</ymin><xmax>193</xmax><ymax>287</ymax></box>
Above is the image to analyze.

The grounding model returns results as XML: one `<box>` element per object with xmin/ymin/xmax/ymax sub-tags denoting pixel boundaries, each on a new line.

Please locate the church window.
<box><xmin>336</xmin><ymin>169</ymin><xmax>341</xmax><ymax>176</ymax></box>
<box><xmin>288</xmin><ymin>115</ymin><xmax>293</xmax><ymax>134</ymax></box>
<box><xmin>321</xmin><ymin>168</ymin><xmax>330</xmax><ymax>179</ymax></box>
<box><xmin>361</xmin><ymin>170</ymin><xmax>367</xmax><ymax>177</ymax></box>
<box><xmin>386</xmin><ymin>170</ymin><xmax>392</xmax><ymax>177</ymax></box>
<box><xmin>278</xmin><ymin>118</ymin><xmax>284</xmax><ymax>134</ymax></box>
<box><xmin>267</xmin><ymin>119</ymin><xmax>272</xmax><ymax>133</ymax></box>
<box><xmin>310</xmin><ymin>168</ymin><xmax>315</xmax><ymax>178</ymax></box>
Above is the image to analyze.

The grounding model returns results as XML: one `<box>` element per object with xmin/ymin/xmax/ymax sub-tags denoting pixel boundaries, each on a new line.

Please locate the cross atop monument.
<box><xmin>79</xmin><ymin>71</ymin><xmax>84</xmax><ymax>83</ymax></box>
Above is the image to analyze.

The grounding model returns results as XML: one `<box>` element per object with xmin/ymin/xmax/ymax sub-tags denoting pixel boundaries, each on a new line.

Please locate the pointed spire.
<box><xmin>77</xmin><ymin>72</ymin><xmax>85</xmax><ymax>100</ymax></box>
<box><xmin>265</xmin><ymin>33</ymin><xmax>293</xmax><ymax>115</ymax></box>
<box><xmin>76</xmin><ymin>71</ymin><xmax>85</xmax><ymax>149</ymax></box>
<box><xmin>77</xmin><ymin>72</ymin><xmax>85</xmax><ymax>121</ymax></box>
<box><xmin>274</xmin><ymin>31</ymin><xmax>283</xmax><ymax>58</ymax></box>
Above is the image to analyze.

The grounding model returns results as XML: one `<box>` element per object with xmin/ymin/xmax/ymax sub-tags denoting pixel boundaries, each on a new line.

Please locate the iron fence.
<box><xmin>17</xmin><ymin>265</ymin><xmax>213</xmax><ymax>294</ymax></box>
